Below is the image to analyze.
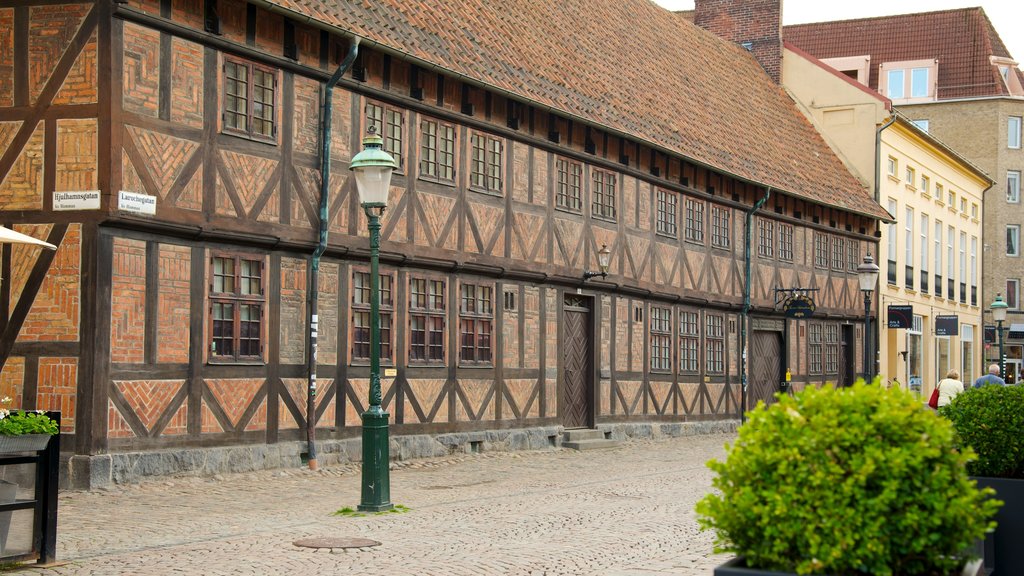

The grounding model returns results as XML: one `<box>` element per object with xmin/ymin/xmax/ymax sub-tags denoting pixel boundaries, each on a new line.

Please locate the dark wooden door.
<box><xmin>562</xmin><ymin>296</ymin><xmax>592</xmax><ymax>428</ymax></box>
<box><xmin>750</xmin><ymin>331</ymin><xmax>782</xmax><ymax>407</ymax></box>
<box><xmin>840</xmin><ymin>324</ymin><xmax>855</xmax><ymax>387</ymax></box>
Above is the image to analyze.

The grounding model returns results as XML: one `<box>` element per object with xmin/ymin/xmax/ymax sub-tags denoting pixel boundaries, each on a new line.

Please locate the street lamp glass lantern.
<box><xmin>350</xmin><ymin>128</ymin><xmax>398</xmax><ymax>207</ymax></box>
<box><xmin>991</xmin><ymin>294</ymin><xmax>1009</xmax><ymax>323</ymax></box>
<box><xmin>597</xmin><ymin>244</ymin><xmax>611</xmax><ymax>275</ymax></box>
<box><xmin>857</xmin><ymin>253</ymin><xmax>880</xmax><ymax>292</ymax></box>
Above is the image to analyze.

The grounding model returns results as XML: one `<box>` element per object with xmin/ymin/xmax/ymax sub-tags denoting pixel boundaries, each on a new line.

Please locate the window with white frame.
<box><xmin>809</xmin><ymin>323</ymin><xmax>823</xmax><ymax>374</ymax></box>
<box><xmin>1009</xmin><ymin>225</ymin><xmax>1021</xmax><ymax>257</ymax></box>
<box><xmin>1010</xmin><ymin>116</ymin><xmax>1022</xmax><ymax>149</ymax></box>
<box><xmin>920</xmin><ymin>175</ymin><xmax>930</xmax><ymax>194</ymax></box>
<box><xmin>920</xmin><ymin>213</ymin><xmax>929</xmax><ymax>292</ymax></box>
<box><xmin>1009</xmin><ymin>171</ymin><xmax>1021</xmax><ymax>204</ymax></box>
<box><xmin>934</xmin><ymin>220</ymin><xmax>942</xmax><ymax>295</ymax></box>
<box><xmin>887</xmin><ymin>198</ymin><xmax>898</xmax><ymax>284</ymax></box>
<box><xmin>758</xmin><ymin>217</ymin><xmax>774</xmax><ymax>258</ymax></box>
<box><xmin>947</xmin><ymin>225</ymin><xmax>955</xmax><ymax>289</ymax></box>
<box><xmin>971</xmin><ymin>203</ymin><xmax>978</xmax><ymax>219</ymax></box>
<box><xmin>948</xmin><ymin>190</ymin><xmax>955</xmax><ymax>207</ymax></box>
<box><xmin>705</xmin><ymin>314</ymin><xmax>724</xmax><ymax>374</ymax></box>
<box><xmin>912</xmin><ymin>119</ymin><xmax>930</xmax><ymax>132</ymax></box>
<box><xmin>905</xmin><ymin>207</ymin><xmax>914</xmax><ymax>289</ymax></box>
<box><xmin>711</xmin><ymin>205</ymin><xmax>731</xmax><ymax>249</ymax></box>
<box><xmin>971</xmin><ymin>236</ymin><xmax>978</xmax><ymax>304</ymax></box>
<box><xmin>907</xmin><ymin>315</ymin><xmax>923</xmax><ymax>388</ymax></box>
<box><xmin>906</xmin><ymin>166</ymin><xmax>916</xmax><ymax>186</ymax></box>
<box><xmin>887</xmin><ymin>156</ymin><xmax>898</xmax><ymax>177</ymax></box>
<box><xmin>936</xmin><ymin>183</ymin><xmax>944</xmax><ymax>199</ymax></box>
<box><xmin>779</xmin><ymin>223</ymin><xmax>794</xmax><ymax>261</ymax></box>
<box><xmin>679</xmin><ymin>311</ymin><xmax>699</xmax><ymax>373</ymax></box>
<box><xmin>886</xmin><ymin>69</ymin><xmax>905</xmax><ymax>99</ymax></box>
<box><xmin>650</xmin><ymin>306</ymin><xmax>672</xmax><ymax>372</ymax></box>
<box><xmin>960</xmin><ymin>197</ymin><xmax>968</xmax><ymax>213</ymax></box>
<box><xmin>960</xmin><ymin>232</ymin><xmax>967</xmax><ymax>300</ymax></box>
<box><xmin>881</xmin><ymin>60</ymin><xmax>936</xmax><ymax>101</ymax></box>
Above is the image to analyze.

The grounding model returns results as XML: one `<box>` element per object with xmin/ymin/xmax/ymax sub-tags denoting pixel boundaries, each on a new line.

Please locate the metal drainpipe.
<box><xmin>306</xmin><ymin>39</ymin><xmax>360</xmax><ymax>471</ymax></box>
<box><xmin>875</xmin><ymin>113</ymin><xmax>897</xmax><ymax>203</ymax></box>
<box><xmin>741</xmin><ymin>187</ymin><xmax>771</xmax><ymax>424</ymax></box>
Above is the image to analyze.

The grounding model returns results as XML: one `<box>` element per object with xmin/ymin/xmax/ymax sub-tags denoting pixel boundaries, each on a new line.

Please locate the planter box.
<box><xmin>973</xmin><ymin>476</ymin><xmax>1024</xmax><ymax>574</ymax></box>
<box><xmin>714</xmin><ymin>556</ymin><xmax>984</xmax><ymax>576</ymax></box>
<box><xmin>0</xmin><ymin>434</ymin><xmax>51</xmax><ymax>453</ymax></box>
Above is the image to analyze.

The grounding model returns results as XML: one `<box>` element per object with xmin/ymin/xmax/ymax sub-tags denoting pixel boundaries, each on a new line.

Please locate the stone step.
<box><xmin>563</xmin><ymin>428</ymin><xmax>606</xmax><ymax>442</ymax></box>
<box><xmin>562</xmin><ymin>438</ymin><xmax>623</xmax><ymax>451</ymax></box>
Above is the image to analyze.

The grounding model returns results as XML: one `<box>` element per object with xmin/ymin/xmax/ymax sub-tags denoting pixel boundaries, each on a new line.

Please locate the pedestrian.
<box><xmin>973</xmin><ymin>364</ymin><xmax>1007</xmax><ymax>388</ymax></box>
<box><xmin>936</xmin><ymin>370</ymin><xmax>964</xmax><ymax>408</ymax></box>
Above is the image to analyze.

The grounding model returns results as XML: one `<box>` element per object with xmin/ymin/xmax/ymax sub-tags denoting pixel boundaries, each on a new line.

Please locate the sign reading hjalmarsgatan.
<box><xmin>888</xmin><ymin>305</ymin><xmax>914</xmax><ymax>329</ymax></box>
<box><xmin>783</xmin><ymin>294</ymin><xmax>816</xmax><ymax>319</ymax></box>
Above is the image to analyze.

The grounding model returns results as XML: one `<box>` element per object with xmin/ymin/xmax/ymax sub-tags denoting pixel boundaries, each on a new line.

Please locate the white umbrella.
<box><xmin>0</xmin><ymin>226</ymin><xmax>56</xmax><ymax>250</ymax></box>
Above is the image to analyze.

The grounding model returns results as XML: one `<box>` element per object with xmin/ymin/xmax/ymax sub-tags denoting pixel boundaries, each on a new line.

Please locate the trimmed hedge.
<box><xmin>697</xmin><ymin>382</ymin><xmax>999</xmax><ymax>576</ymax></box>
<box><xmin>942</xmin><ymin>384</ymin><xmax>1024</xmax><ymax>478</ymax></box>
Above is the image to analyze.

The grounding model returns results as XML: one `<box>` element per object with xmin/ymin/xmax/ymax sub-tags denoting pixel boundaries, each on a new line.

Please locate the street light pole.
<box><xmin>350</xmin><ymin>127</ymin><xmax>396</xmax><ymax>512</ymax></box>
<box><xmin>992</xmin><ymin>294</ymin><xmax>1008</xmax><ymax>379</ymax></box>
<box><xmin>857</xmin><ymin>254</ymin><xmax>880</xmax><ymax>384</ymax></box>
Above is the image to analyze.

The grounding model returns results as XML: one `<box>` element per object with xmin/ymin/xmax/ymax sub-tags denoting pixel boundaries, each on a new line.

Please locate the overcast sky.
<box><xmin>653</xmin><ymin>1</ymin><xmax>1024</xmax><ymax>62</ymax></box>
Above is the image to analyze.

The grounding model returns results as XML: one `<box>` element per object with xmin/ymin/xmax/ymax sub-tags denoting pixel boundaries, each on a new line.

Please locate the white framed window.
<box><xmin>971</xmin><ymin>203</ymin><xmax>978</xmax><ymax>219</ymax></box>
<box><xmin>1010</xmin><ymin>116</ymin><xmax>1022</xmax><ymax>149</ymax></box>
<box><xmin>1009</xmin><ymin>171</ymin><xmax>1021</xmax><ymax>204</ymax></box>
<box><xmin>936</xmin><ymin>183</ymin><xmax>944</xmax><ymax>200</ymax></box>
<box><xmin>920</xmin><ymin>175</ymin><xmax>930</xmax><ymax>194</ymax></box>
<box><xmin>910</xmin><ymin>68</ymin><xmax>929</xmax><ymax>98</ymax></box>
<box><xmin>881</xmin><ymin>60</ymin><xmax>937</xmax><ymax>101</ymax></box>
<box><xmin>934</xmin><ymin>220</ymin><xmax>942</xmax><ymax>284</ymax></box>
<box><xmin>1009</xmin><ymin>225</ymin><xmax>1021</xmax><ymax>257</ymax></box>
<box><xmin>960</xmin><ymin>232</ymin><xmax>967</xmax><ymax>284</ymax></box>
<box><xmin>960</xmin><ymin>197</ymin><xmax>968</xmax><ymax>213</ymax></box>
<box><xmin>907</xmin><ymin>315</ymin><xmax>923</xmax><ymax>390</ymax></box>
<box><xmin>947</xmin><ymin>225</ymin><xmax>955</xmax><ymax>282</ymax></box>
<box><xmin>948</xmin><ymin>190</ymin><xmax>955</xmax><ymax>207</ymax></box>
<box><xmin>905</xmin><ymin>166</ymin><xmax>916</xmax><ymax>186</ymax></box>
<box><xmin>920</xmin><ymin>214</ymin><xmax>929</xmax><ymax>279</ymax></box>
<box><xmin>887</xmin><ymin>156</ymin><xmax>898</xmax><ymax>177</ymax></box>
<box><xmin>905</xmin><ymin>207</ymin><xmax>914</xmax><ymax>283</ymax></box>
<box><xmin>886</xmin><ymin>69</ymin><xmax>905</xmax><ymax>99</ymax></box>
<box><xmin>887</xmin><ymin>198</ymin><xmax>898</xmax><ymax>284</ymax></box>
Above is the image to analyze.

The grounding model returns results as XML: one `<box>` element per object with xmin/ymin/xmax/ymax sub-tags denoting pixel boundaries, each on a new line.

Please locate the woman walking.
<box><xmin>936</xmin><ymin>369</ymin><xmax>965</xmax><ymax>408</ymax></box>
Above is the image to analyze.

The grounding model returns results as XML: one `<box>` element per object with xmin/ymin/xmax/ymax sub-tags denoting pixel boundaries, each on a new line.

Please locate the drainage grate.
<box><xmin>293</xmin><ymin>537</ymin><xmax>382</xmax><ymax>550</ymax></box>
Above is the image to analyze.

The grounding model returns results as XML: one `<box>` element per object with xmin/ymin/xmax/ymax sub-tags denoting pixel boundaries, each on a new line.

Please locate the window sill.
<box><xmin>469</xmin><ymin>186</ymin><xmax>504</xmax><ymax>199</ymax></box>
<box><xmin>418</xmin><ymin>175</ymin><xmax>456</xmax><ymax>188</ymax></box>
<box><xmin>408</xmin><ymin>362</ymin><xmax>447</xmax><ymax>368</ymax></box>
<box><xmin>887</xmin><ymin>175</ymin><xmax>900</xmax><ymax>183</ymax></box>
<box><xmin>591</xmin><ymin>214</ymin><xmax>617</xmax><ymax>225</ymax></box>
<box><xmin>712</xmin><ymin>244</ymin><xmax>732</xmax><ymax>252</ymax></box>
<box><xmin>905</xmin><ymin>184</ymin><xmax>917</xmax><ymax>193</ymax></box>
<box><xmin>221</xmin><ymin>129</ymin><xmax>279</xmax><ymax>147</ymax></box>
<box><xmin>554</xmin><ymin>205</ymin><xmax>583</xmax><ymax>216</ymax></box>
<box><xmin>207</xmin><ymin>360</ymin><xmax>266</xmax><ymax>366</ymax></box>
<box><xmin>458</xmin><ymin>364</ymin><xmax>494</xmax><ymax>369</ymax></box>
<box><xmin>684</xmin><ymin>237</ymin><xmax>706</xmax><ymax>247</ymax></box>
<box><xmin>655</xmin><ymin>231</ymin><xmax>678</xmax><ymax>241</ymax></box>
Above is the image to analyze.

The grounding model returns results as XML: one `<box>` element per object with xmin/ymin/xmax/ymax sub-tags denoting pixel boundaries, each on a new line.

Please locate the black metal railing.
<box><xmin>0</xmin><ymin>412</ymin><xmax>58</xmax><ymax>565</ymax></box>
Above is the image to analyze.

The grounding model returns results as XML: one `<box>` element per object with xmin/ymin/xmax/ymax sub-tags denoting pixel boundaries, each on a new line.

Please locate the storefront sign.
<box><xmin>935</xmin><ymin>315</ymin><xmax>959</xmax><ymax>336</ymax></box>
<box><xmin>783</xmin><ymin>294</ymin><xmax>816</xmax><ymax>318</ymax></box>
<box><xmin>887</xmin><ymin>305</ymin><xmax>913</xmax><ymax>329</ymax></box>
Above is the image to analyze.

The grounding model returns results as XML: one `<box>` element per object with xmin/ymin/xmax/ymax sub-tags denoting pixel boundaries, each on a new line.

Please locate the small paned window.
<box><xmin>887</xmin><ymin>156</ymin><xmax>897</xmax><ymax>177</ymax></box>
<box><xmin>419</xmin><ymin>118</ymin><xmax>456</xmax><ymax>182</ymax></box>
<box><xmin>779</xmin><ymin>223</ymin><xmax>794</xmax><ymax>262</ymax></box>
<box><xmin>758</xmin><ymin>218</ymin><xmax>774</xmax><ymax>258</ymax></box>
<box><xmin>809</xmin><ymin>323</ymin><xmax>823</xmax><ymax>375</ymax></box>
<box><xmin>556</xmin><ymin>158</ymin><xmax>583</xmax><ymax>212</ymax></box>
<box><xmin>503</xmin><ymin>290</ymin><xmax>517</xmax><ymax>312</ymax></box>
<box><xmin>592</xmin><ymin>169</ymin><xmax>617</xmax><ymax>220</ymax></box>
<box><xmin>685</xmin><ymin>198</ymin><xmax>705</xmax><ymax>243</ymax></box>
<box><xmin>847</xmin><ymin>239</ymin><xmax>859</xmax><ymax>272</ymax></box>
<box><xmin>351</xmin><ymin>271</ymin><xmax>394</xmax><ymax>363</ymax></box>
<box><xmin>832</xmin><ymin>236</ymin><xmax>846</xmax><ymax>271</ymax></box>
<box><xmin>705</xmin><ymin>314</ymin><xmax>724</xmax><ymax>374</ymax></box>
<box><xmin>711</xmin><ymin>205</ymin><xmax>731</xmax><ymax>249</ymax></box>
<box><xmin>633</xmin><ymin>304</ymin><xmax>643</xmax><ymax>323</ymax></box>
<box><xmin>650</xmin><ymin>307</ymin><xmax>672</xmax><ymax>372</ymax></box>
<box><xmin>824</xmin><ymin>325</ymin><xmax>839</xmax><ymax>374</ymax></box>
<box><xmin>679</xmin><ymin>311</ymin><xmax>699</xmax><ymax>373</ymax></box>
<box><xmin>470</xmin><ymin>132</ymin><xmax>503</xmax><ymax>194</ymax></box>
<box><xmin>410</xmin><ymin>277</ymin><xmax>445</xmax><ymax>363</ymax></box>
<box><xmin>1008</xmin><ymin>171</ymin><xmax>1021</xmax><ymax>204</ymax></box>
<box><xmin>209</xmin><ymin>255</ymin><xmax>265</xmax><ymax>361</ymax></box>
<box><xmin>366</xmin><ymin>102</ymin><xmax>404</xmax><ymax>170</ymax></box>
<box><xmin>1008</xmin><ymin>225</ymin><xmax>1021</xmax><ymax>257</ymax></box>
<box><xmin>459</xmin><ymin>283</ymin><xmax>493</xmax><ymax>364</ymax></box>
<box><xmin>1009</xmin><ymin>116</ymin><xmax>1022</xmax><ymax>149</ymax></box>
<box><xmin>814</xmin><ymin>233</ymin><xmax>829</xmax><ymax>269</ymax></box>
<box><xmin>656</xmin><ymin>189</ymin><xmax>678</xmax><ymax>237</ymax></box>
<box><xmin>223</xmin><ymin>58</ymin><xmax>277</xmax><ymax>142</ymax></box>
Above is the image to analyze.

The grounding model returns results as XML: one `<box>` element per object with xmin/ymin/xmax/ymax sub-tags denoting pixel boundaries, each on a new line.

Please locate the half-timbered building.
<box><xmin>0</xmin><ymin>0</ymin><xmax>888</xmax><ymax>487</ymax></box>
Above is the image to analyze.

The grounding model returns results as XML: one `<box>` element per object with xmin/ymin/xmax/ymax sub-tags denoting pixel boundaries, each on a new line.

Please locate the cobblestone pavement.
<box><xmin>31</xmin><ymin>433</ymin><xmax>734</xmax><ymax>575</ymax></box>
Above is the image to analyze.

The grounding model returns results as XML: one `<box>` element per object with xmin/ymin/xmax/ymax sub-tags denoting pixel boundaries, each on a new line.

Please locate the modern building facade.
<box><xmin>782</xmin><ymin>43</ymin><xmax>992</xmax><ymax>395</ymax></box>
<box><xmin>786</xmin><ymin>7</ymin><xmax>1024</xmax><ymax>382</ymax></box>
<box><xmin>0</xmin><ymin>0</ymin><xmax>884</xmax><ymax>487</ymax></box>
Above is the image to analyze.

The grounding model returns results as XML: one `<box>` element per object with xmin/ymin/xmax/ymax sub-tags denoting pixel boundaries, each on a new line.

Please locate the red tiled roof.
<box><xmin>261</xmin><ymin>0</ymin><xmax>887</xmax><ymax>219</ymax></box>
<box><xmin>784</xmin><ymin>7</ymin><xmax>1020</xmax><ymax>100</ymax></box>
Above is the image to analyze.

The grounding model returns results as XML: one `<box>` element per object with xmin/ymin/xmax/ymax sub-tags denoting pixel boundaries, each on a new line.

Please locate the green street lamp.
<box><xmin>351</xmin><ymin>126</ymin><xmax>397</xmax><ymax>512</ymax></box>
<box><xmin>991</xmin><ymin>294</ymin><xmax>1009</xmax><ymax>379</ymax></box>
<box><xmin>857</xmin><ymin>253</ymin><xmax>880</xmax><ymax>384</ymax></box>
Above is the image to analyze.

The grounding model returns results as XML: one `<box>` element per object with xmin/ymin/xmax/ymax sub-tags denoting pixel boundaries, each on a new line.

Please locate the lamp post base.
<box><xmin>358</xmin><ymin>409</ymin><xmax>393</xmax><ymax>512</ymax></box>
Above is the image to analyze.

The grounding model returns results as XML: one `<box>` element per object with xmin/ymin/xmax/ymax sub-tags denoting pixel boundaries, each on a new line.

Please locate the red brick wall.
<box><xmin>37</xmin><ymin>357</ymin><xmax>77</xmax><ymax>433</ymax></box>
<box><xmin>279</xmin><ymin>257</ymin><xmax>306</xmax><ymax>365</ymax></box>
<box><xmin>111</xmin><ymin>237</ymin><xmax>147</xmax><ymax>364</ymax></box>
<box><xmin>18</xmin><ymin>223</ymin><xmax>81</xmax><ymax>342</ymax></box>
<box><xmin>0</xmin><ymin>9</ymin><xmax>13</xmax><ymax>107</ymax></box>
<box><xmin>122</xmin><ymin>22</ymin><xmax>160</xmax><ymax>117</ymax></box>
<box><xmin>694</xmin><ymin>0</ymin><xmax>782</xmax><ymax>83</ymax></box>
<box><xmin>157</xmin><ymin>244</ymin><xmax>190</xmax><ymax>363</ymax></box>
<box><xmin>28</xmin><ymin>5</ymin><xmax>92</xmax><ymax>103</ymax></box>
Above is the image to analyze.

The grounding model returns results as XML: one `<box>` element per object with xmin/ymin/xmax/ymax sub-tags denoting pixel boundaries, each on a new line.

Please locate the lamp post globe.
<box><xmin>856</xmin><ymin>254</ymin><xmax>880</xmax><ymax>383</ymax></box>
<box><xmin>991</xmin><ymin>294</ymin><xmax>1009</xmax><ymax>378</ymax></box>
<box><xmin>350</xmin><ymin>127</ymin><xmax>397</xmax><ymax>512</ymax></box>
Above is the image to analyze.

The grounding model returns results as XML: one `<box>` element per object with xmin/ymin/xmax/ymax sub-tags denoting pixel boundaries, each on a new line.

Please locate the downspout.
<box><xmin>741</xmin><ymin>187</ymin><xmax>771</xmax><ymax>424</ymax></box>
<box><xmin>874</xmin><ymin>113</ymin><xmax>897</xmax><ymax>203</ymax></box>
<box><xmin>307</xmin><ymin>39</ymin><xmax>360</xmax><ymax>471</ymax></box>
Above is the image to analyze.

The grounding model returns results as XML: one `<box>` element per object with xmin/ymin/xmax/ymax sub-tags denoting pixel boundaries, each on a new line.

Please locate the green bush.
<box><xmin>696</xmin><ymin>382</ymin><xmax>999</xmax><ymax>576</ymax></box>
<box><xmin>942</xmin><ymin>385</ymin><xmax>1024</xmax><ymax>478</ymax></box>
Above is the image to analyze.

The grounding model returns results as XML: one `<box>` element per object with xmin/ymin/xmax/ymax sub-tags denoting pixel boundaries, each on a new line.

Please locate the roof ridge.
<box><xmin>784</xmin><ymin>6</ymin><xmax>984</xmax><ymax>29</ymax></box>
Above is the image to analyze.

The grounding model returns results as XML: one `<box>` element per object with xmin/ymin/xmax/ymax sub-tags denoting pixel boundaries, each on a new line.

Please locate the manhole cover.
<box><xmin>293</xmin><ymin>537</ymin><xmax>382</xmax><ymax>549</ymax></box>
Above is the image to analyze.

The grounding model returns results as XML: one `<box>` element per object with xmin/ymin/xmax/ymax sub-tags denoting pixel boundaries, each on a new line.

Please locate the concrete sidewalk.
<box><xmin>30</xmin><ymin>433</ymin><xmax>734</xmax><ymax>575</ymax></box>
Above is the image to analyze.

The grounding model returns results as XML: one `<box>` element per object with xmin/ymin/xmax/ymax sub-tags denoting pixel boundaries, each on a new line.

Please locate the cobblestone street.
<box><xmin>30</xmin><ymin>433</ymin><xmax>733</xmax><ymax>575</ymax></box>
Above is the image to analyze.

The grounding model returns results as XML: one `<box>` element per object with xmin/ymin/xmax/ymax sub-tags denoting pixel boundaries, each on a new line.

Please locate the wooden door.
<box><xmin>840</xmin><ymin>324</ymin><xmax>855</xmax><ymax>387</ymax></box>
<box><xmin>750</xmin><ymin>331</ymin><xmax>782</xmax><ymax>407</ymax></box>
<box><xmin>562</xmin><ymin>296</ymin><xmax>592</xmax><ymax>428</ymax></box>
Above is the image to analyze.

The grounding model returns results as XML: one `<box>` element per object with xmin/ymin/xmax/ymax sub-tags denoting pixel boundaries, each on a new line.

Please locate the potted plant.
<box><xmin>0</xmin><ymin>396</ymin><xmax>59</xmax><ymax>453</ymax></box>
<box><xmin>696</xmin><ymin>381</ymin><xmax>999</xmax><ymax>575</ymax></box>
<box><xmin>942</xmin><ymin>384</ymin><xmax>1024</xmax><ymax>573</ymax></box>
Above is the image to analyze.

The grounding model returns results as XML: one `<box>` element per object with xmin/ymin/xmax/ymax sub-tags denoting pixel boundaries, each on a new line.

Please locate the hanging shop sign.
<box><xmin>783</xmin><ymin>294</ymin><xmax>816</xmax><ymax>318</ymax></box>
<box><xmin>935</xmin><ymin>315</ymin><xmax>959</xmax><ymax>336</ymax></box>
<box><xmin>887</xmin><ymin>305</ymin><xmax>913</xmax><ymax>329</ymax></box>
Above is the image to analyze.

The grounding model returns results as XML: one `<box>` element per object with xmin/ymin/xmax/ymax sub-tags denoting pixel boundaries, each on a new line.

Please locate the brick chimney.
<box><xmin>694</xmin><ymin>0</ymin><xmax>783</xmax><ymax>83</ymax></box>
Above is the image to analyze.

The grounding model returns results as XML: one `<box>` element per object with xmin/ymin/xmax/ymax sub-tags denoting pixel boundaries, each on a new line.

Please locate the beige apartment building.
<box><xmin>786</xmin><ymin>8</ymin><xmax>1024</xmax><ymax>382</ymax></box>
<box><xmin>783</xmin><ymin>43</ymin><xmax>993</xmax><ymax>393</ymax></box>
